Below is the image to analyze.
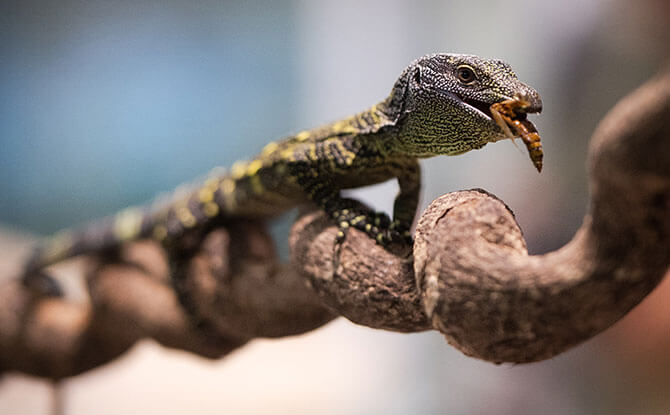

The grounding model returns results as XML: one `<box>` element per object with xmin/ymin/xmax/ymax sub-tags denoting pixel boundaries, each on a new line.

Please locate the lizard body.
<box><xmin>21</xmin><ymin>53</ymin><xmax>542</xmax><ymax>295</ymax></box>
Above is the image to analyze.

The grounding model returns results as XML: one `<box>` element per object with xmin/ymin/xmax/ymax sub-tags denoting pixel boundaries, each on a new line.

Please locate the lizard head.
<box><xmin>386</xmin><ymin>53</ymin><xmax>542</xmax><ymax>157</ymax></box>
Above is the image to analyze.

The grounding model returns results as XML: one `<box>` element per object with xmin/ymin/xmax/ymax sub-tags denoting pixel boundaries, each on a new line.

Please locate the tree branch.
<box><xmin>1</xmin><ymin>69</ymin><xmax>669</xmax><ymax>379</ymax></box>
<box><xmin>0</xmin><ymin>221</ymin><xmax>336</xmax><ymax>379</ymax></box>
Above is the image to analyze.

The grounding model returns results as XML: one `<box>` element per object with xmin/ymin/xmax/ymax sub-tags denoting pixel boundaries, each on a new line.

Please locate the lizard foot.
<box><xmin>333</xmin><ymin>209</ymin><xmax>412</xmax><ymax>246</ymax></box>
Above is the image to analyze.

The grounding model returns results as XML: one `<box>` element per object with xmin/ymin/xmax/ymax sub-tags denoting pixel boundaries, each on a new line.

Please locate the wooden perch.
<box><xmin>1</xmin><ymin>70</ymin><xmax>669</xmax><ymax>379</ymax></box>
<box><xmin>0</xmin><ymin>222</ymin><xmax>336</xmax><ymax>379</ymax></box>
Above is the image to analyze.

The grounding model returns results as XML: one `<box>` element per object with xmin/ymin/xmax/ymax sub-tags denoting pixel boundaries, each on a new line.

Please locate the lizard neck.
<box><xmin>337</xmin><ymin>96</ymin><xmax>415</xmax><ymax>159</ymax></box>
<box><xmin>335</xmin><ymin>100</ymin><xmax>395</xmax><ymax>136</ymax></box>
<box><xmin>277</xmin><ymin>95</ymin><xmax>405</xmax><ymax>161</ymax></box>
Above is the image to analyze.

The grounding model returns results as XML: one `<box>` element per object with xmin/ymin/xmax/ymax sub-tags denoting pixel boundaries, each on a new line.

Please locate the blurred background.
<box><xmin>1</xmin><ymin>0</ymin><xmax>669</xmax><ymax>413</ymax></box>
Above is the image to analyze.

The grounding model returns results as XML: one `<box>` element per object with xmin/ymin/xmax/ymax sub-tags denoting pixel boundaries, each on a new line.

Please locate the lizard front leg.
<box><xmin>390</xmin><ymin>159</ymin><xmax>421</xmax><ymax>243</ymax></box>
<box><xmin>291</xmin><ymin>163</ymin><xmax>407</xmax><ymax>246</ymax></box>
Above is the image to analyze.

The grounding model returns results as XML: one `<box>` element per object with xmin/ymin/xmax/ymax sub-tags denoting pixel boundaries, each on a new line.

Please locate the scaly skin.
<box><xmin>21</xmin><ymin>53</ymin><xmax>542</xmax><ymax>297</ymax></box>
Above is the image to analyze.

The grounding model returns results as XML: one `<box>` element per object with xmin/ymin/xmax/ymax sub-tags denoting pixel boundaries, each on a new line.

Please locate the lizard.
<box><xmin>20</xmin><ymin>53</ymin><xmax>543</xmax><ymax>297</ymax></box>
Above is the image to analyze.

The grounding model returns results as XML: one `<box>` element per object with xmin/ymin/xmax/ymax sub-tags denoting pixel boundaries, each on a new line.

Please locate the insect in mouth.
<box><xmin>490</xmin><ymin>96</ymin><xmax>543</xmax><ymax>172</ymax></box>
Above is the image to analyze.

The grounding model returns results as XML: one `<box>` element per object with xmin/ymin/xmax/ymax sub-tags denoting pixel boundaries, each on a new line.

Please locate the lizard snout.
<box><xmin>515</xmin><ymin>88</ymin><xmax>543</xmax><ymax>114</ymax></box>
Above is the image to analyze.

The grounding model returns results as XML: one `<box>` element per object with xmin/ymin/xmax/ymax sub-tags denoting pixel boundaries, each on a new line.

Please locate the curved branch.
<box><xmin>1</xmin><ymin>69</ymin><xmax>668</xmax><ymax>379</ymax></box>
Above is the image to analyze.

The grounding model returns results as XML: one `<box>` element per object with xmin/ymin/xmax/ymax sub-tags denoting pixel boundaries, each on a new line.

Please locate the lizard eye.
<box><xmin>456</xmin><ymin>65</ymin><xmax>477</xmax><ymax>84</ymax></box>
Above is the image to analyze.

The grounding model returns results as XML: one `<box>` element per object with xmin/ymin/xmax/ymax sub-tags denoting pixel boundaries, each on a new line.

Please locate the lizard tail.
<box><xmin>21</xmin><ymin>206</ymin><xmax>157</xmax><ymax>293</ymax></box>
<box><xmin>19</xmin><ymin>165</ymin><xmax>265</xmax><ymax>295</ymax></box>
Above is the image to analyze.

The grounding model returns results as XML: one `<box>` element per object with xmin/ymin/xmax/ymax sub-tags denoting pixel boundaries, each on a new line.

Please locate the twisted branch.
<box><xmin>1</xmin><ymin>70</ymin><xmax>669</xmax><ymax>379</ymax></box>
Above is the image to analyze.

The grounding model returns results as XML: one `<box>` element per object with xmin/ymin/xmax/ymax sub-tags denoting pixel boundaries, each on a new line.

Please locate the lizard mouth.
<box><xmin>460</xmin><ymin>96</ymin><xmax>495</xmax><ymax>120</ymax></box>
<box><xmin>458</xmin><ymin>95</ymin><xmax>542</xmax><ymax>121</ymax></box>
<box><xmin>439</xmin><ymin>90</ymin><xmax>495</xmax><ymax>120</ymax></box>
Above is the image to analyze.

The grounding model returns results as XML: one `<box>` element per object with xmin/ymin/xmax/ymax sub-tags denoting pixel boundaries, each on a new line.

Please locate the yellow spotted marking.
<box><xmin>152</xmin><ymin>225</ymin><xmax>168</xmax><ymax>241</ymax></box>
<box><xmin>332</xmin><ymin>120</ymin><xmax>346</xmax><ymax>133</ymax></box>
<box><xmin>220</xmin><ymin>178</ymin><xmax>237</xmax><ymax>210</ymax></box>
<box><xmin>114</xmin><ymin>208</ymin><xmax>143</xmax><ymax>241</ymax></box>
<box><xmin>247</xmin><ymin>159</ymin><xmax>263</xmax><ymax>175</ymax></box>
<box><xmin>350</xmin><ymin>215</ymin><xmax>365</xmax><ymax>225</ymax></box>
<box><xmin>261</xmin><ymin>141</ymin><xmax>279</xmax><ymax>155</ymax></box>
<box><xmin>332</xmin><ymin>120</ymin><xmax>357</xmax><ymax>134</ymax></box>
<box><xmin>221</xmin><ymin>178</ymin><xmax>235</xmax><ymax>195</ymax></box>
<box><xmin>280</xmin><ymin>148</ymin><xmax>296</xmax><ymax>160</ymax></box>
<box><xmin>176</xmin><ymin>207</ymin><xmax>197</xmax><ymax>228</ymax></box>
<box><xmin>231</xmin><ymin>161</ymin><xmax>248</xmax><ymax>179</ymax></box>
<box><xmin>334</xmin><ymin>140</ymin><xmax>356</xmax><ymax>166</ymax></box>
<box><xmin>295</xmin><ymin>131</ymin><xmax>311</xmax><ymax>141</ymax></box>
<box><xmin>369</xmin><ymin>104</ymin><xmax>381</xmax><ymax>124</ymax></box>
<box><xmin>198</xmin><ymin>187</ymin><xmax>214</xmax><ymax>203</ymax></box>
<box><xmin>203</xmin><ymin>202</ymin><xmax>219</xmax><ymax>217</ymax></box>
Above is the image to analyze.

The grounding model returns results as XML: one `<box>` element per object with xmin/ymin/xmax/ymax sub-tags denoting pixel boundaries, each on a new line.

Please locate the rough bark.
<box><xmin>0</xmin><ymin>222</ymin><xmax>336</xmax><ymax>379</ymax></box>
<box><xmin>1</xmin><ymin>69</ymin><xmax>669</xmax><ymax>379</ymax></box>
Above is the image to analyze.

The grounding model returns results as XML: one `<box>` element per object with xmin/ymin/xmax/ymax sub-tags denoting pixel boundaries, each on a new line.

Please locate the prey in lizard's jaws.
<box><xmin>489</xmin><ymin>96</ymin><xmax>544</xmax><ymax>172</ymax></box>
